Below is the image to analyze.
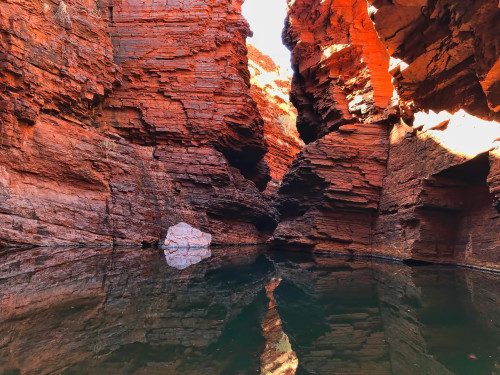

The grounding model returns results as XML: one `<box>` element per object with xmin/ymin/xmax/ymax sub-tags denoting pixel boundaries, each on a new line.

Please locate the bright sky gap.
<box><xmin>242</xmin><ymin>0</ymin><xmax>292</xmax><ymax>70</ymax></box>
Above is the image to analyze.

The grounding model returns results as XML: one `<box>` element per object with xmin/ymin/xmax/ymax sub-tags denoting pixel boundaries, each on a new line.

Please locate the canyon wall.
<box><xmin>0</xmin><ymin>0</ymin><xmax>280</xmax><ymax>246</ymax></box>
<box><xmin>273</xmin><ymin>0</ymin><xmax>395</xmax><ymax>253</ymax></box>
<box><xmin>275</xmin><ymin>0</ymin><xmax>500</xmax><ymax>269</ymax></box>
<box><xmin>247</xmin><ymin>44</ymin><xmax>303</xmax><ymax>195</ymax></box>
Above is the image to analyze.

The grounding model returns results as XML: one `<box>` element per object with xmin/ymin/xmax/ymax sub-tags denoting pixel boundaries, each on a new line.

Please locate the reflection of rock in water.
<box><xmin>1</xmin><ymin>247</ymin><xmax>500</xmax><ymax>374</ymax></box>
<box><xmin>164</xmin><ymin>247</ymin><xmax>212</xmax><ymax>269</ymax></box>
<box><xmin>0</xmin><ymin>245</ymin><xmax>273</xmax><ymax>374</ymax></box>
<box><xmin>260</xmin><ymin>277</ymin><xmax>298</xmax><ymax>375</ymax></box>
<box><xmin>272</xmin><ymin>254</ymin><xmax>500</xmax><ymax>375</ymax></box>
<box><xmin>274</xmin><ymin>258</ymin><xmax>392</xmax><ymax>374</ymax></box>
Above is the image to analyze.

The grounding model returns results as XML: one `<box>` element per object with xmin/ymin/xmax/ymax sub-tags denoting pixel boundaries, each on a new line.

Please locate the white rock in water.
<box><xmin>164</xmin><ymin>222</ymin><xmax>212</xmax><ymax>248</ymax></box>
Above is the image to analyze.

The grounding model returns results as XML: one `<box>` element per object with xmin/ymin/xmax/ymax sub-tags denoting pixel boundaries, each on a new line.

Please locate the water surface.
<box><xmin>0</xmin><ymin>246</ymin><xmax>499</xmax><ymax>374</ymax></box>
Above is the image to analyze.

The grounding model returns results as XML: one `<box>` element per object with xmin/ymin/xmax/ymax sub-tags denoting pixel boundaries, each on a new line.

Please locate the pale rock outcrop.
<box><xmin>164</xmin><ymin>222</ymin><xmax>212</xmax><ymax>249</ymax></box>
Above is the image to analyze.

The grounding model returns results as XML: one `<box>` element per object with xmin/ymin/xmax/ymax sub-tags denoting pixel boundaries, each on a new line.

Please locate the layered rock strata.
<box><xmin>275</xmin><ymin>0</ymin><xmax>500</xmax><ymax>269</ymax></box>
<box><xmin>272</xmin><ymin>123</ymin><xmax>389</xmax><ymax>252</ymax></box>
<box><xmin>273</xmin><ymin>0</ymin><xmax>394</xmax><ymax>253</ymax></box>
<box><xmin>0</xmin><ymin>0</ymin><xmax>277</xmax><ymax>246</ymax></box>
<box><xmin>369</xmin><ymin>0</ymin><xmax>500</xmax><ymax>267</ymax></box>
<box><xmin>368</xmin><ymin>0</ymin><xmax>500</xmax><ymax>118</ymax></box>
<box><xmin>283</xmin><ymin>0</ymin><xmax>397</xmax><ymax>143</ymax></box>
<box><xmin>247</xmin><ymin>44</ymin><xmax>303</xmax><ymax>195</ymax></box>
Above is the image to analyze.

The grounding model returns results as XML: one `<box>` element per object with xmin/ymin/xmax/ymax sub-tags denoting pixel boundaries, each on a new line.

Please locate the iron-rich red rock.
<box><xmin>247</xmin><ymin>44</ymin><xmax>303</xmax><ymax>195</ymax></box>
<box><xmin>272</xmin><ymin>123</ymin><xmax>389</xmax><ymax>252</ymax></box>
<box><xmin>275</xmin><ymin>0</ymin><xmax>500</xmax><ymax>270</ymax></box>
<box><xmin>368</xmin><ymin>0</ymin><xmax>500</xmax><ymax>119</ymax></box>
<box><xmin>0</xmin><ymin>0</ymin><xmax>277</xmax><ymax>247</ymax></box>
<box><xmin>283</xmin><ymin>0</ymin><xmax>397</xmax><ymax>143</ymax></box>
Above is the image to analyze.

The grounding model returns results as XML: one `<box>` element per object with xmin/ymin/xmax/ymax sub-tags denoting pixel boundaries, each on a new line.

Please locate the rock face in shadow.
<box><xmin>368</xmin><ymin>0</ymin><xmax>500</xmax><ymax>118</ymax></box>
<box><xmin>272</xmin><ymin>123</ymin><xmax>389</xmax><ymax>252</ymax></box>
<box><xmin>0</xmin><ymin>0</ymin><xmax>276</xmax><ymax>247</ymax></box>
<box><xmin>368</xmin><ymin>0</ymin><xmax>500</xmax><ymax>267</ymax></box>
<box><xmin>275</xmin><ymin>0</ymin><xmax>500</xmax><ymax>269</ymax></box>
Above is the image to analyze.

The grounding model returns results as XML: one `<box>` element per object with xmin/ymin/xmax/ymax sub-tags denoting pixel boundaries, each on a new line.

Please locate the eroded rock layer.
<box><xmin>0</xmin><ymin>0</ymin><xmax>277</xmax><ymax>246</ymax></box>
<box><xmin>272</xmin><ymin>123</ymin><xmax>388</xmax><ymax>252</ymax></box>
<box><xmin>368</xmin><ymin>0</ymin><xmax>500</xmax><ymax>118</ymax></box>
<box><xmin>247</xmin><ymin>44</ymin><xmax>303</xmax><ymax>195</ymax></box>
<box><xmin>283</xmin><ymin>0</ymin><xmax>396</xmax><ymax>143</ymax></box>
<box><xmin>368</xmin><ymin>0</ymin><xmax>500</xmax><ymax>267</ymax></box>
<box><xmin>276</xmin><ymin>0</ymin><xmax>500</xmax><ymax>269</ymax></box>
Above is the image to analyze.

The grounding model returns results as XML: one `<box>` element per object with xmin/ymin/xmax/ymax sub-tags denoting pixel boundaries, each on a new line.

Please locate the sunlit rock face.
<box><xmin>0</xmin><ymin>0</ymin><xmax>277</xmax><ymax>247</ymax></box>
<box><xmin>247</xmin><ymin>44</ymin><xmax>303</xmax><ymax>195</ymax></box>
<box><xmin>283</xmin><ymin>0</ymin><xmax>397</xmax><ymax>143</ymax></box>
<box><xmin>273</xmin><ymin>0</ymin><xmax>395</xmax><ymax>254</ymax></box>
<box><xmin>277</xmin><ymin>0</ymin><xmax>500</xmax><ymax>268</ymax></box>
<box><xmin>367</xmin><ymin>0</ymin><xmax>500</xmax><ymax>118</ymax></box>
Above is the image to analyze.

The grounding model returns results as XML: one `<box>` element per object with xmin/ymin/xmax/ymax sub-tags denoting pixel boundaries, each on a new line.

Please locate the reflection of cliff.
<box><xmin>260</xmin><ymin>278</ymin><xmax>298</xmax><ymax>375</ymax></box>
<box><xmin>1</xmin><ymin>247</ymin><xmax>500</xmax><ymax>373</ymax></box>
<box><xmin>271</xmin><ymin>255</ymin><xmax>500</xmax><ymax>374</ymax></box>
<box><xmin>0</xmin><ymin>246</ymin><xmax>274</xmax><ymax>374</ymax></box>
<box><xmin>274</xmin><ymin>258</ymin><xmax>392</xmax><ymax>374</ymax></box>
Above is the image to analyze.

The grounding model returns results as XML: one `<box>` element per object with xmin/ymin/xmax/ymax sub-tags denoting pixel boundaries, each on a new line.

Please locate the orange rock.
<box><xmin>277</xmin><ymin>0</ymin><xmax>500</xmax><ymax>270</ymax></box>
<box><xmin>368</xmin><ymin>0</ymin><xmax>500</xmax><ymax>119</ymax></box>
<box><xmin>247</xmin><ymin>44</ymin><xmax>303</xmax><ymax>195</ymax></box>
<box><xmin>283</xmin><ymin>0</ymin><xmax>397</xmax><ymax>142</ymax></box>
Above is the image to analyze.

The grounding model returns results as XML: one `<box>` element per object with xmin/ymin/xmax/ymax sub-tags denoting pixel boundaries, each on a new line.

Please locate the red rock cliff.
<box><xmin>0</xmin><ymin>0</ymin><xmax>277</xmax><ymax>246</ymax></box>
<box><xmin>272</xmin><ymin>0</ymin><xmax>393</xmax><ymax>253</ymax></box>
<box><xmin>369</xmin><ymin>0</ymin><xmax>500</xmax><ymax>269</ymax></box>
<box><xmin>275</xmin><ymin>0</ymin><xmax>500</xmax><ymax>270</ymax></box>
<box><xmin>247</xmin><ymin>44</ymin><xmax>303</xmax><ymax>195</ymax></box>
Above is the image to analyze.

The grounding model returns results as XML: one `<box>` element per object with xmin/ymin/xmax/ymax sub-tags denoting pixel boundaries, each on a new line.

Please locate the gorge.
<box><xmin>1</xmin><ymin>0</ymin><xmax>500</xmax><ymax>373</ymax></box>
<box><xmin>1</xmin><ymin>0</ymin><xmax>499</xmax><ymax>271</ymax></box>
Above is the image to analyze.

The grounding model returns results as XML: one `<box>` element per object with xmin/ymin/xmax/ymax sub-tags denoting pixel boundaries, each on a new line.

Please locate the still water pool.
<box><xmin>0</xmin><ymin>246</ymin><xmax>499</xmax><ymax>374</ymax></box>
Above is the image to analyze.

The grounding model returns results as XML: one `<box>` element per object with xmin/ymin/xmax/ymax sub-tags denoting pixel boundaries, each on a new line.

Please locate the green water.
<box><xmin>0</xmin><ymin>246</ymin><xmax>499</xmax><ymax>374</ymax></box>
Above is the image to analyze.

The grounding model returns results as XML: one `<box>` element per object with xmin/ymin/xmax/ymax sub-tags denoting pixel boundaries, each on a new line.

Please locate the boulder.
<box><xmin>164</xmin><ymin>222</ymin><xmax>212</xmax><ymax>249</ymax></box>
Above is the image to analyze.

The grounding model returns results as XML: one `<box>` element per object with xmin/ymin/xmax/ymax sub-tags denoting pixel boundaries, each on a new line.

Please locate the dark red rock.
<box><xmin>276</xmin><ymin>0</ymin><xmax>500</xmax><ymax>270</ymax></box>
<box><xmin>0</xmin><ymin>0</ymin><xmax>276</xmax><ymax>247</ymax></box>
<box><xmin>368</xmin><ymin>0</ymin><xmax>500</xmax><ymax>119</ymax></box>
<box><xmin>283</xmin><ymin>0</ymin><xmax>397</xmax><ymax>143</ymax></box>
<box><xmin>272</xmin><ymin>123</ymin><xmax>389</xmax><ymax>252</ymax></box>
